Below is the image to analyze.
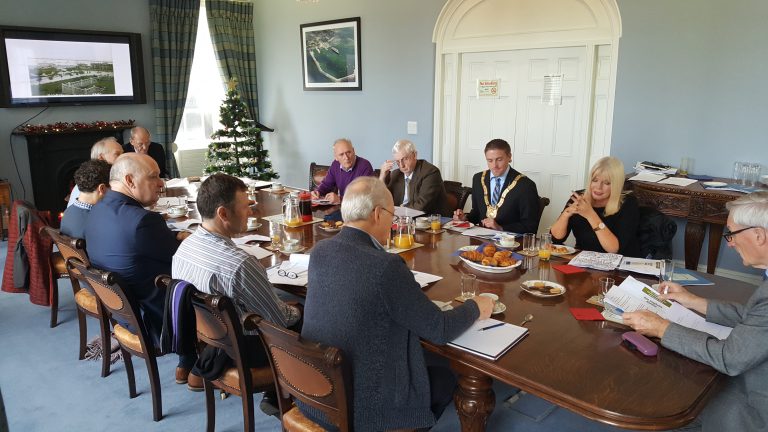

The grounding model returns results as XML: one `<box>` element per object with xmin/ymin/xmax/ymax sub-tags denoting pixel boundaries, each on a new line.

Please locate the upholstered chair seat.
<box><xmin>214</xmin><ymin>366</ymin><xmax>274</xmax><ymax>394</ymax></box>
<box><xmin>73</xmin><ymin>289</ymin><xmax>98</xmax><ymax>314</ymax></box>
<box><xmin>283</xmin><ymin>407</ymin><xmax>326</xmax><ymax>432</ymax></box>
<box><xmin>113</xmin><ymin>324</ymin><xmax>144</xmax><ymax>354</ymax></box>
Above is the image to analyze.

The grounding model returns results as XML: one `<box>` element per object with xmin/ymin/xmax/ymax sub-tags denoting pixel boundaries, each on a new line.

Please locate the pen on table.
<box><xmin>478</xmin><ymin>323</ymin><xmax>505</xmax><ymax>332</ymax></box>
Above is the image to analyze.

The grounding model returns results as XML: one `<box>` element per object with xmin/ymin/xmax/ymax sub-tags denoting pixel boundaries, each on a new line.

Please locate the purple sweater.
<box><xmin>315</xmin><ymin>156</ymin><xmax>374</xmax><ymax>197</ymax></box>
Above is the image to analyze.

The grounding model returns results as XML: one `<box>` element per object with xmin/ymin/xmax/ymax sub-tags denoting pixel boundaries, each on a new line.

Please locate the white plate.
<box><xmin>520</xmin><ymin>280</ymin><xmax>566</xmax><ymax>297</ymax></box>
<box><xmin>317</xmin><ymin>223</ymin><xmax>343</xmax><ymax>232</ymax></box>
<box><xmin>702</xmin><ymin>181</ymin><xmax>727</xmax><ymax>188</ymax></box>
<box><xmin>279</xmin><ymin>245</ymin><xmax>307</xmax><ymax>254</ymax></box>
<box><xmin>444</xmin><ymin>221</ymin><xmax>474</xmax><ymax>231</ymax></box>
<box><xmin>493</xmin><ymin>240</ymin><xmax>520</xmax><ymax>249</ymax></box>
<box><xmin>492</xmin><ymin>302</ymin><xmax>507</xmax><ymax>315</ymax></box>
<box><xmin>550</xmin><ymin>245</ymin><xmax>577</xmax><ymax>256</ymax></box>
<box><xmin>456</xmin><ymin>246</ymin><xmax>522</xmax><ymax>273</ymax></box>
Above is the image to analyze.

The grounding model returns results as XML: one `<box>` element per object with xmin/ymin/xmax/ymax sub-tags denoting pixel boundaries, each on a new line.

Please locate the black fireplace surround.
<box><xmin>18</xmin><ymin>127</ymin><xmax>130</xmax><ymax>214</ymax></box>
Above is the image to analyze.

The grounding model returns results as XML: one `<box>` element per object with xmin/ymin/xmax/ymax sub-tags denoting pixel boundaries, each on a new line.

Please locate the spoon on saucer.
<box><xmin>520</xmin><ymin>314</ymin><xmax>534</xmax><ymax>326</ymax></box>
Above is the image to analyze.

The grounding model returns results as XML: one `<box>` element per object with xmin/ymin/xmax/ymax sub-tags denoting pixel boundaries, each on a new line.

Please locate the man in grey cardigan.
<box><xmin>624</xmin><ymin>191</ymin><xmax>768</xmax><ymax>432</ymax></box>
<box><xmin>301</xmin><ymin>176</ymin><xmax>493</xmax><ymax>430</ymax></box>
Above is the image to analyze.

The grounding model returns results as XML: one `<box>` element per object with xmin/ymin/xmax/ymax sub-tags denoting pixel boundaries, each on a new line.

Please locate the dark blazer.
<box><xmin>85</xmin><ymin>190</ymin><xmax>180</xmax><ymax>337</ymax></box>
<box><xmin>384</xmin><ymin>159</ymin><xmax>449</xmax><ymax>215</ymax></box>
<box><xmin>467</xmin><ymin>167</ymin><xmax>540</xmax><ymax>233</ymax></box>
<box><xmin>302</xmin><ymin>227</ymin><xmax>479</xmax><ymax>430</ymax></box>
<box><xmin>123</xmin><ymin>142</ymin><xmax>168</xmax><ymax>178</ymax></box>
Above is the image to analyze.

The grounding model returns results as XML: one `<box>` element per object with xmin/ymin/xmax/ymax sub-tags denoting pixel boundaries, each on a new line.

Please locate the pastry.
<box><xmin>481</xmin><ymin>257</ymin><xmax>498</xmax><ymax>267</ymax></box>
<box><xmin>461</xmin><ymin>250</ymin><xmax>484</xmax><ymax>262</ymax></box>
<box><xmin>482</xmin><ymin>245</ymin><xmax>496</xmax><ymax>257</ymax></box>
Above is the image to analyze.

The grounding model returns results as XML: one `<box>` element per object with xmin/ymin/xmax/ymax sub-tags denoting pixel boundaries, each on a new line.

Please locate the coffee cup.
<box><xmin>271</xmin><ymin>182</ymin><xmax>284</xmax><ymax>191</ymax></box>
<box><xmin>499</xmin><ymin>234</ymin><xmax>517</xmax><ymax>248</ymax></box>
<box><xmin>168</xmin><ymin>205</ymin><xmax>188</xmax><ymax>217</ymax></box>
<box><xmin>415</xmin><ymin>217</ymin><xmax>429</xmax><ymax>229</ymax></box>
<box><xmin>283</xmin><ymin>238</ymin><xmax>299</xmax><ymax>252</ymax></box>
<box><xmin>479</xmin><ymin>292</ymin><xmax>499</xmax><ymax>302</ymax></box>
<box><xmin>247</xmin><ymin>217</ymin><xmax>259</xmax><ymax>228</ymax></box>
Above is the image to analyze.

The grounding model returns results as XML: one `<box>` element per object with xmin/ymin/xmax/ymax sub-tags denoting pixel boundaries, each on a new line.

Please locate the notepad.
<box><xmin>448</xmin><ymin>319</ymin><xmax>528</xmax><ymax>361</ymax></box>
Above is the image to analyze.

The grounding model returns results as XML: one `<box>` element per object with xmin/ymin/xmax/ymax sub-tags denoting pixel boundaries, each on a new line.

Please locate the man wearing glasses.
<box><xmin>379</xmin><ymin>139</ymin><xmax>449</xmax><ymax>215</ymax></box>
<box><xmin>301</xmin><ymin>176</ymin><xmax>493</xmax><ymax>430</ymax></box>
<box><xmin>624</xmin><ymin>191</ymin><xmax>768</xmax><ymax>431</ymax></box>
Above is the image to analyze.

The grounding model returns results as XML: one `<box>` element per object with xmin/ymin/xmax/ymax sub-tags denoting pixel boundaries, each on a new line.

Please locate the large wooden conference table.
<box><xmin>174</xmin><ymin>185</ymin><xmax>756</xmax><ymax>431</ymax></box>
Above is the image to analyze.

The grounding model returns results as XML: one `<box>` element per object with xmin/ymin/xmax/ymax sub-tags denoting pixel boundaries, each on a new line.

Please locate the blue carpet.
<box><xmin>0</xmin><ymin>239</ymin><xmax>627</xmax><ymax>431</ymax></box>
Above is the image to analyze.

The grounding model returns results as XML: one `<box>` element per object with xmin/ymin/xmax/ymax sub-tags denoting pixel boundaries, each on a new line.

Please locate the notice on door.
<box><xmin>542</xmin><ymin>74</ymin><xmax>563</xmax><ymax>105</ymax></box>
<box><xmin>477</xmin><ymin>79</ymin><xmax>500</xmax><ymax>98</ymax></box>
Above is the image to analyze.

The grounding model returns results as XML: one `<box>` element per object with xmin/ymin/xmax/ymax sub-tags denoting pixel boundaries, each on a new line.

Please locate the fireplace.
<box><xmin>16</xmin><ymin>127</ymin><xmax>131</xmax><ymax>214</ymax></box>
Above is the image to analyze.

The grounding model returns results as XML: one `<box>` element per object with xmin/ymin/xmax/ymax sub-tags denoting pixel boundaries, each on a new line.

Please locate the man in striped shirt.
<box><xmin>172</xmin><ymin>174</ymin><xmax>300</xmax><ymax>408</ymax></box>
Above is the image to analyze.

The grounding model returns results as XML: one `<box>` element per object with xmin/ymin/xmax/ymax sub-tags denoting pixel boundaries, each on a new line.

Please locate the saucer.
<box><xmin>492</xmin><ymin>302</ymin><xmax>507</xmax><ymax>315</ymax></box>
<box><xmin>702</xmin><ymin>181</ymin><xmax>727</xmax><ymax>188</ymax></box>
<box><xmin>494</xmin><ymin>240</ymin><xmax>519</xmax><ymax>249</ymax></box>
<box><xmin>279</xmin><ymin>245</ymin><xmax>306</xmax><ymax>254</ymax></box>
<box><xmin>245</xmin><ymin>223</ymin><xmax>262</xmax><ymax>231</ymax></box>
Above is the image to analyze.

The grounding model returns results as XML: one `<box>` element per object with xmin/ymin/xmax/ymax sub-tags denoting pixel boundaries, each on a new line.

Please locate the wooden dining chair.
<box><xmin>443</xmin><ymin>180</ymin><xmax>472</xmax><ymax>216</ymax></box>
<box><xmin>69</xmin><ymin>258</ymin><xmax>165</xmax><ymax>421</ymax></box>
<box><xmin>309</xmin><ymin>163</ymin><xmax>330</xmax><ymax>192</ymax></box>
<box><xmin>256</xmin><ymin>318</ymin><xmax>352</xmax><ymax>432</ymax></box>
<box><xmin>42</xmin><ymin>227</ymin><xmax>112</xmax><ymax>377</ymax></box>
<box><xmin>538</xmin><ymin>196</ymin><xmax>550</xmax><ymax>227</ymax></box>
<box><xmin>175</xmin><ymin>279</ymin><xmax>274</xmax><ymax>432</ymax></box>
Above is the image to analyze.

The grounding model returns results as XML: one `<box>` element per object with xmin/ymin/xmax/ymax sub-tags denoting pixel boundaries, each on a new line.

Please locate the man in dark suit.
<box><xmin>301</xmin><ymin>176</ymin><xmax>493</xmax><ymax>430</ymax></box>
<box><xmin>123</xmin><ymin>126</ymin><xmax>168</xmax><ymax>178</ymax></box>
<box><xmin>85</xmin><ymin>153</ymin><xmax>191</xmax><ymax>369</ymax></box>
<box><xmin>378</xmin><ymin>139</ymin><xmax>449</xmax><ymax>215</ymax></box>
<box><xmin>454</xmin><ymin>138</ymin><xmax>540</xmax><ymax>233</ymax></box>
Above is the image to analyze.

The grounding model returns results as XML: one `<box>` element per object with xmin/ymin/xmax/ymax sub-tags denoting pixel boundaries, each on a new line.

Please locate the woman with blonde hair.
<box><xmin>550</xmin><ymin>156</ymin><xmax>641</xmax><ymax>256</ymax></box>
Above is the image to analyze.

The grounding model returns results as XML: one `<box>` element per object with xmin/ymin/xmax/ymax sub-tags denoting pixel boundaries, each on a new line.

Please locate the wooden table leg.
<box><xmin>706</xmin><ymin>224</ymin><xmax>725</xmax><ymax>274</ymax></box>
<box><xmin>450</xmin><ymin>360</ymin><xmax>495</xmax><ymax>432</ymax></box>
<box><xmin>684</xmin><ymin>221</ymin><xmax>706</xmax><ymax>271</ymax></box>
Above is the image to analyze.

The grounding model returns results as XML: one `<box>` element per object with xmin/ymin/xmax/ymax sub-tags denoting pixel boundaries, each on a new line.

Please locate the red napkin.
<box><xmin>552</xmin><ymin>264</ymin><xmax>586</xmax><ymax>274</ymax></box>
<box><xmin>569</xmin><ymin>308</ymin><xmax>605</xmax><ymax>321</ymax></box>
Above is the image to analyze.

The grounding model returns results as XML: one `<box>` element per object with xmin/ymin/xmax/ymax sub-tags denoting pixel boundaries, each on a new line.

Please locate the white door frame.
<box><xmin>432</xmin><ymin>0</ymin><xmax>622</xmax><ymax>182</ymax></box>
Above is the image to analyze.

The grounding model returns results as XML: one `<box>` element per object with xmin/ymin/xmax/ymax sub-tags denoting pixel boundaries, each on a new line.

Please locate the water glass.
<box><xmin>599</xmin><ymin>277</ymin><xmax>614</xmax><ymax>302</ymax></box>
<box><xmin>269</xmin><ymin>221</ymin><xmax>282</xmax><ymax>250</ymax></box>
<box><xmin>521</xmin><ymin>233</ymin><xmax>537</xmax><ymax>256</ymax></box>
<box><xmin>748</xmin><ymin>163</ymin><xmax>762</xmax><ymax>187</ymax></box>
<box><xmin>733</xmin><ymin>161</ymin><xmax>745</xmax><ymax>184</ymax></box>
<box><xmin>460</xmin><ymin>273</ymin><xmax>477</xmax><ymax>300</ymax></box>
<box><xmin>661</xmin><ymin>259</ymin><xmax>674</xmax><ymax>284</ymax></box>
<box><xmin>679</xmin><ymin>157</ymin><xmax>692</xmax><ymax>176</ymax></box>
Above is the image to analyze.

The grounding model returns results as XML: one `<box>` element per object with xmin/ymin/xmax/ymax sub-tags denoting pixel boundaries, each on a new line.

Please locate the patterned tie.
<box><xmin>492</xmin><ymin>177</ymin><xmax>501</xmax><ymax>206</ymax></box>
<box><xmin>402</xmin><ymin>177</ymin><xmax>411</xmax><ymax>205</ymax></box>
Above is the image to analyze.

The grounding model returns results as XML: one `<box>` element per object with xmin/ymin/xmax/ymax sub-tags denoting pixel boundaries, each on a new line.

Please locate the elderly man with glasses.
<box><xmin>624</xmin><ymin>191</ymin><xmax>768</xmax><ymax>432</ymax></box>
<box><xmin>378</xmin><ymin>139</ymin><xmax>450</xmax><ymax>216</ymax></box>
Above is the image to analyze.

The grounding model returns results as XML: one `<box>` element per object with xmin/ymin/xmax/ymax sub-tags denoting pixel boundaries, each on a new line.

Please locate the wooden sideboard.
<box><xmin>627</xmin><ymin>179</ymin><xmax>743</xmax><ymax>273</ymax></box>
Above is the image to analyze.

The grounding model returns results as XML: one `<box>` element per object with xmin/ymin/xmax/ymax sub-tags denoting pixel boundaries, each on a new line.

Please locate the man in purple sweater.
<box><xmin>310</xmin><ymin>138</ymin><xmax>374</xmax><ymax>204</ymax></box>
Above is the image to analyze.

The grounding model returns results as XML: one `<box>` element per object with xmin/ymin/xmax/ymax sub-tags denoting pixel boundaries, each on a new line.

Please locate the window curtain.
<box><xmin>206</xmin><ymin>0</ymin><xmax>260</xmax><ymax>122</ymax></box>
<box><xmin>149</xmin><ymin>0</ymin><xmax>200</xmax><ymax>178</ymax></box>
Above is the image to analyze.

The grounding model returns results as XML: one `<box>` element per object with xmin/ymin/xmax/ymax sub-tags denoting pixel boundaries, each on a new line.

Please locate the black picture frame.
<box><xmin>300</xmin><ymin>17</ymin><xmax>361</xmax><ymax>91</ymax></box>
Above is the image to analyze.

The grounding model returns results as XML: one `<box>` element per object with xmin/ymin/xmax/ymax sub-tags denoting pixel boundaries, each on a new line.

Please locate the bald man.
<box><xmin>85</xmin><ymin>153</ymin><xmax>192</xmax><ymax>370</ymax></box>
<box><xmin>123</xmin><ymin>126</ymin><xmax>168</xmax><ymax>178</ymax></box>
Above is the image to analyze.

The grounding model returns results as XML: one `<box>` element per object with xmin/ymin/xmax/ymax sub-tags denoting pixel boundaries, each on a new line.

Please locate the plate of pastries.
<box><xmin>520</xmin><ymin>280</ymin><xmax>566</xmax><ymax>297</ymax></box>
<box><xmin>550</xmin><ymin>244</ymin><xmax>577</xmax><ymax>256</ymax></box>
<box><xmin>457</xmin><ymin>245</ymin><xmax>521</xmax><ymax>273</ymax></box>
<box><xmin>318</xmin><ymin>220</ymin><xmax>344</xmax><ymax>232</ymax></box>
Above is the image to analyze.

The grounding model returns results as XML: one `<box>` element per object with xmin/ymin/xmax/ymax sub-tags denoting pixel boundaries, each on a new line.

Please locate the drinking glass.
<box><xmin>460</xmin><ymin>273</ymin><xmax>477</xmax><ymax>300</ymax></box>
<box><xmin>679</xmin><ymin>157</ymin><xmax>692</xmax><ymax>176</ymax></box>
<box><xmin>661</xmin><ymin>259</ymin><xmax>675</xmax><ymax>284</ymax></box>
<box><xmin>599</xmin><ymin>277</ymin><xmax>614</xmax><ymax>303</ymax></box>
<box><xmin>521</xmin><ymin>233</ymin><xmax>537</xmax><ymax>256</ymax></box>
<box><xmin>748</xmin><ymin>163</ymin><xmax>762</xmax><ymax>187</ymax></box>
<box><xmin>538</xmin><ymin>233</ymin><xmax>552</xmax><ymax>261</ymax></box>
<box><xmin>429</xmin><ymin>214</ymin><xmax>442</xmax><ymax>232</ymax></box>
<box><xmin>733</xmin><ymin>161</ymin><xmax>744</xmax><ymax>184</ymax></box>
<box><xmin>269</xmin><ymin>221</ymin><xmax>282</xmax><ymax>250</ymax></box>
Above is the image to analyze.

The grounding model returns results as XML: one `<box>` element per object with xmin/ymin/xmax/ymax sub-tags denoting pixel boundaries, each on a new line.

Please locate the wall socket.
<box><xmin>407</xmin><ymin>121</ymin><xmax>418</xmax><ymax>135</ymax></box>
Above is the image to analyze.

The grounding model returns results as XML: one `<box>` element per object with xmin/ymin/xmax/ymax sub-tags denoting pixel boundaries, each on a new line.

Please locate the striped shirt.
<box><xmin>172</xmin><ymin>226</ymin><xmax>300</xmax><ymax>329</ymax></box>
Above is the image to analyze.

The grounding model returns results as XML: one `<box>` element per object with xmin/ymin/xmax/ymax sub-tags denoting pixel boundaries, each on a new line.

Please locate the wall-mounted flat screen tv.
<box><xmin>0</xmin><ymin>25</ymin><xmax>146</xmax><ymax>107</ymax></box>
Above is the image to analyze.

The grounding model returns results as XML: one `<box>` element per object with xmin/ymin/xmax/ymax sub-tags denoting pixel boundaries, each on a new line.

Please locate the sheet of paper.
<box><xmin>618</xmin><ymin>257</ymin><xmax>662</xmax><ymax>276</ymax></box>
<box><xmin>411</xmin><ymin>270</ymin><xmax>443</xmax><ymax>288</ymax></box>
<box><xmin>165</xmin><ymin>178</ymin><xmax>189</xmax><ymax>188</ymax></box>
<box><xmin>628</xmin><ymin>172</ymin><xmax>666</xmax><ymax>183</ymax></box>
<box><xmin>237</xmin><ymin>244</ymin><xmax>273</xmax><ymax>260</ymax></box>
<box><xmin>460</xmin><ymin>226</ymin><xmax>499</xmax><ymax>238</ymax></box>
<box><xmin>604</xmin><ymin>276</ymin><xmax>732</xmax><ymax>340</ymax></box>
<box><xmin>167</xmin><ymin>218</ymin><xmax>202</xmax><ymax>231</ymax></box>
<box><xmin>156</xmin><ymin>197</ymin><xmax>186</xmax><ymax>207</ymax></box>
<box><xmin>267</xmin><ymin>256</ymin><xmax>309</xmax><ymax>286</ymax></box>
<box><xmin>232</xmin><ymin>233</ymin><xmax>271</xmax><ymax>245</ymax></box>
<box><xmin>671</xmin><ymin>268</ymin><xmax>714</xmax><ymax>286</ymax></box>
<box><xmin>568</xmin><ymin>251</ymin><xmax>623</xmax><ymax>271</ymax></box>
<box><xmin>394</xmin><ymin>206</ymin><xmax>425</xmax><ymax>217</ymax></box>
<box><xmin>448</xmin><ymin>318</ymin><xmax>528</xmax><ymax>361</ymax></box>
<box><xmin>658</xmin><ymin>177</ymin><xmax>698</xmax><ymax>187</ymax></box>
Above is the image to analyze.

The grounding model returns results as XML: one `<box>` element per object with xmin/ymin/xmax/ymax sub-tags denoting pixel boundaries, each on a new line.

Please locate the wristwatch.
<box><xmin>593</xmin><ymin>222</ymin><xmax>606</xmax><ymax>232</ymax></box>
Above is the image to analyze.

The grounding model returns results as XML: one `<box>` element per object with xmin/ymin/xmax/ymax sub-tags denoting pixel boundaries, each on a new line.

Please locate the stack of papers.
<box><xmin>448</xmin><ymin>318</ymin><xmax>528</xmax><ymax>361</ymax></box>
<box><xmin>628</xmin><ymin>172</ymin><xmax>667</xmax><ymax>183</ymax></box>
<box><xmin>568</xmin><ymin>251</ymin><xmax>623</xmax><ymax>271</ymax></box>
<box><xmin>633</xmin><ymin>161</ymin><xmax>678</xmax><ymax>176</ymax></box>
<box><xmin>237</xmin><ymin>244</ymin><xmax>273</xmax><ymax>260</ymax></box>
<box><xmin>460</xmin><ymin>226</ymin><xmax>499</xmax><ymax>238</ymax></box>
<box><xmin>604</xmin><ymin>276</ymin><xmax>732</xmax><ymax>339</ymax></box>
<box><xmin>267</xmin><ymin>254</ymin><xmax>310</xmax><ymax>286</ymax></box>
<box><xmin>411</xmin><ymin>270</ymin><xmax>443</xmax><ymax>288</ymax></box>
<box><xmin>658</xmin><ymin>177</ymin><xmax>698</xmax><ymax>187</ymax></box>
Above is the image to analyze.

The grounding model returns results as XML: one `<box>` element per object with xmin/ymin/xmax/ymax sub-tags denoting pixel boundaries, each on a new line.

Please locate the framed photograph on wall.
<box><xmin>300</xmin><ymin>17</ymin><xmax>361</xmax><ymax>91</ymax></box>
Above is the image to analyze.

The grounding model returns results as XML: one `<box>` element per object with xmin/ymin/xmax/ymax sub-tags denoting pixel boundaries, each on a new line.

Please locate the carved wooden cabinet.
<box><xmin>628</xmin><ymin>179</ymin><xmax>739</xmax><ymax>273</ymax></box>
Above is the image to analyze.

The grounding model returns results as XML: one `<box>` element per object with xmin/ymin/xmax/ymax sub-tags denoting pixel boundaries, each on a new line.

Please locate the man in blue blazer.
<box><xmin>624</xmin><ymin>191</ymin><xmax>768</xmax><ymax>432</ymax></box>
<box><xmin>85</xmin><ymin>153</ymin><xmax>191</xmax><ymax>367</ymax></box>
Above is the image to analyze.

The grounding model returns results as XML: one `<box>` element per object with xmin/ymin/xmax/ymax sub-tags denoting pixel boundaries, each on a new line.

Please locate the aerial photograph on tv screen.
<box><xmin>5</xmin><ymin>38</ymin><xmax>133</xmax><ymax>99</ymax></box>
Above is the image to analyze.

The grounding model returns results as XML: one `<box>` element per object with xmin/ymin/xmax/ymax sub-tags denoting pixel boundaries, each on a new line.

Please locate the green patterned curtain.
<box><xmin>206</xmin><ymin>0</ymin><xmax>260</xmax><ymax>121</ymax></box>
<box><xmin>149</xmin><ymin>0</ymin><xmax>200</xmax><ymax>178</ymax></box>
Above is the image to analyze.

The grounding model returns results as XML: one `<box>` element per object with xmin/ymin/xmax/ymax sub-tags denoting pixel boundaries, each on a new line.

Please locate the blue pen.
<box><xmin>478</xmin><ymin>323</ymin><xmax>505</xmax><ymax>331</ymax></box>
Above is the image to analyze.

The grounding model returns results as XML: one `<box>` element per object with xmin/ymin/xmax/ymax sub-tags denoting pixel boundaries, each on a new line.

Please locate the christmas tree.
<box><xmin>204</xmin><ymin>77</ymin><xmax>279</xmax><ymax>180</ymax></box>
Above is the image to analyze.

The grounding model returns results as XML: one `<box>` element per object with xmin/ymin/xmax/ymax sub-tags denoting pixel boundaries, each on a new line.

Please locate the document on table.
<box><xmin>658</xmin><ymin>177</ymin><xmax>698</xmax><ymax>187</ymax></box>
<box><xmin>618</xmin><ymin>257</ymin><xmax>662</xmax><ymax>276</ymax></box>
<box><xmin>604</xmin><ymin>276</ymin><xmax>732</xmax><ymax>340</ymax></box>
<box><xmin>167</xmin><ymin>218</ymin><xmax>201</xmax><ymax>231</ymax></box>
<box><xmin>568</xmin><ymin>251</ymin><xmax>623</xmax><ymax>271</ymax></box>
<box><xmin>237</xmin><ymin>244</ymin><xmax>273</xmax><ymax>260</ymax></box>
<box><xmin>232</xmin><ymin>234</ymin><xmax>271</xmax><ymax>245</ymax></box>
<box><xmin>628</xmin><ymin>172</ymin><xmax>667</xmax><ymax>183</ymax></box>
<box><xmin>267</xmin><ymin>254</ymin><xmax>309</xmax><ymax>286</ymax></box>
<box><xmin>411</xmin><ymin>270</ymin><xmax>442</xmax><ymax>288</ymax></box>
<box><xmin>394</xmin><ymin>206</ymin><xmax>425</xmax><ymax>217</ymax></box>
<box><xmin>448</xmin><ymin>318</ymin><xmax>528</xmax><ymax>361</ymax></box>
<box><xmin>460</xmin><ymin>226</ymin><xmax>499</xmax><ymax>239</ymax></box>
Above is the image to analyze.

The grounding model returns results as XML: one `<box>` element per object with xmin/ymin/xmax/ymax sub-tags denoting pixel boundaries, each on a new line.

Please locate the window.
<box><xmin>175</xmin><ymin>4</ymin><xmax>225</xmax><ymax>150</ymax></box>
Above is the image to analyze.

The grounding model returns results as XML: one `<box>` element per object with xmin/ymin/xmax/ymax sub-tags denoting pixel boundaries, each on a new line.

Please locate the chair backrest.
<box><xmin>42</xmin><ymin>226</ymin><xmax>90</xmax><ymax>266</ymax></box>
<box><xmin>309</xmin><ymin>163</ymin><xmax>330</xmax><ymax>191</ymax></box>
<box><xmin>68</xmin><ymin>257</ymin><xmax>153</xmax><ymax>350</ymax></box>
<box><xmin>184</xmin><ymin>284</ymin><xmax>250</xmax><ymax>366</ymax></box>
<box><xmin>538</xmin><ymin>196</ymin><xmax>550</xmax><ymax>226</ymax></box>
<box><xmin>256</xmin><ymin>318</ymin><xmax>352</xmax><ymax>431</ymax></box>
<box><xmin>637</xmin><ymin>205</ymin><xmax>677</xmax><ymax>259</ymax></box>
<box><xmin>443</xmin><ymin>180</ymin><xmax>472</xmax><ymax>216</ymax></box>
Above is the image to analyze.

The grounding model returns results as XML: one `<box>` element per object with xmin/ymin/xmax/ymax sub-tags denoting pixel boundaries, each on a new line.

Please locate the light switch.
<box><xmin>407</xmin><ymin>121</ymin><xmax>418</xmax><ymax>135</ymax></box>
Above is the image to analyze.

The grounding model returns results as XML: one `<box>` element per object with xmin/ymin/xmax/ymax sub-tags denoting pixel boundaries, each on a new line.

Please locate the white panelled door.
<box><xmin>457</xmin><ymin>47</ymin><xmax>589</xmax><ymax>233</ymax></box>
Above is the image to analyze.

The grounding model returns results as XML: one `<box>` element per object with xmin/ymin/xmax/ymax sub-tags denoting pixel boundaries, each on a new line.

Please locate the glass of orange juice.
<box><xmin>538</xmin><ymin>233</ymin><xmax>552</xmax><ymax>261</ymax></box>
<box><xmin>429</xmin><ymin>214</ymin><xmax>442</xmax><ymax>232</ymax></box>
<box><xmin>269</xmin><ymin>221</ymin><xmax>282</xmax><ymax>250</ymax></box>
<box><xmin>394</xmin><ymin>216</ymin><xmax>415</xmax><ymax>248</ymax></box>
